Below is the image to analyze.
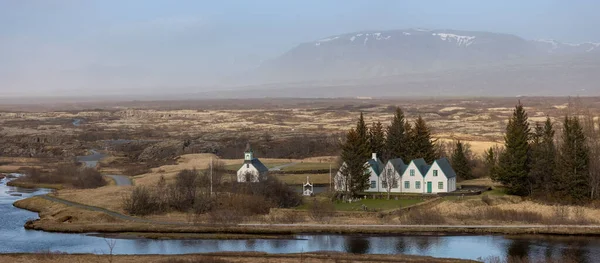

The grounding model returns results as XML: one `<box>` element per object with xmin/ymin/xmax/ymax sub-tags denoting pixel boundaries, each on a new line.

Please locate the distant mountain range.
<box><xmin>222</xmin><ymin>29</ymin><xmax>600</xmax><ymax>97</ymax></box>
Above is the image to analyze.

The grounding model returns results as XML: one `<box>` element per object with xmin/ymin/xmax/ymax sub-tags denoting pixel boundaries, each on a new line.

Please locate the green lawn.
<box><xmin>485</xmin><ymin>187</ymin><xmax>507</xmax><ymax>196</ymax></box>
<box><xmin>297</xmin><ymin>198</ymin><xmax>424</xmax><ymax>211</ymax></box>
<box><xmin>281</xmin><ymin>162</ymin><xmax>333</xmax><ymax>171</ymax></box>
<box><xmin>276</xmin><ymin>173</ymin><xmax>330</xmax><ymax>185</ymax></box>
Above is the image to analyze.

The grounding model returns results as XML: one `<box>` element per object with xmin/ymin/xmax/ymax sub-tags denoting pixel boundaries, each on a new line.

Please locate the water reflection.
<box><xmin>344</xmin><ymin>236</ymin><xmax>370</xmax><ymax>254</ymax></box>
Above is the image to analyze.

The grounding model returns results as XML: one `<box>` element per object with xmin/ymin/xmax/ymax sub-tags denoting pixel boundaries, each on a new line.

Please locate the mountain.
<box><xmin>253</xmin><ymin>29</ymin><xmax>600</xmax><ymax>84</ymax></box>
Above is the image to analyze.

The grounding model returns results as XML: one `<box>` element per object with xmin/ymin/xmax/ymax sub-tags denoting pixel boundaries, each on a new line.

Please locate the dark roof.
<box><xmin>411</xmin><ymin>158</ymin><xmax>430</xmax><ymax>176</ymax></box>
<box><xmin>435</xmin><ymin>157</ymin><xmax>456</xmax><ymax>178</ymax></box>
<box><xmin>388</xmin><ymin>158</ymin><xmax>407</xmax><ymax>174</ymax></box>
<box><xmin>244</xmin><ymin>158</ymin><xmax>269</xmax><ymax>173</ymax></box>
<box><xmin>366</xmin><ymin>158</ymin><xmax>384</xmax><ymax>175</ymax></box>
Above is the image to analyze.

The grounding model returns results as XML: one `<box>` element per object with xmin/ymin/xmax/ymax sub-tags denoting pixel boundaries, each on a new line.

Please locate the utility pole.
<box><xmin>329</xmin><ymin>163</ymin><xmax>332</xmax><ymax>190</ymax></box>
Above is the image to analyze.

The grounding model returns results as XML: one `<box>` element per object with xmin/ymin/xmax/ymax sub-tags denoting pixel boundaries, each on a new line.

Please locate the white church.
<box><xmin>334</xmin><ymin>153</ymin><xmax>457</xmax><ymax>194</ymax></box>
<box><xmin>236</xmin><ymin>143</ymin><xmax>269</xmax><ymax>182</ymax></box>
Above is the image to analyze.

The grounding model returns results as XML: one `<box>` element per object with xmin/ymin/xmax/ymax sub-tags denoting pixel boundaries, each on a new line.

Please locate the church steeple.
<box><xmin>244</xmin><ymin>142</ymin><xmax>253</xmax><ymax>161</ymax></box>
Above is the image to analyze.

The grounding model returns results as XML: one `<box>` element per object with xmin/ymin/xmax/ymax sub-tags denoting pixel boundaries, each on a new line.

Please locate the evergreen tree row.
<box><xmin>489</xmin><ymin>101</ymin><xmax>591</xmax><ymax>202</ymax></box>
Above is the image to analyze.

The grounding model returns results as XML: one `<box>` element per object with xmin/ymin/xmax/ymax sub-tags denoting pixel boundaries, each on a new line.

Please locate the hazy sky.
<box><xmin>2</xmin><ymin>0</ymin><xmax>599</xmax><ymax>96</ymax></box>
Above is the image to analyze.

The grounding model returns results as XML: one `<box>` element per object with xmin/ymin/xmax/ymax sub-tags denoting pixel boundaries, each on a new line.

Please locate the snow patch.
<box><xmin>364</xmin><ymin>37</ymin><xmax>369</xmax><ymax>45</ymax></box>
<box><xmin>403</xmin><ymin>32</ymin><xmax>411</xmax><ymax>36</ymax></box>
<box><xmin>350</xmin><ymin>36</ymin><xmax>356</xmax><ymax>42</ymax></box>
<box><xmin>536</xmin><ymin>39</ymin><xmax>559</xmax><ymax>50</ymax></box>
<box><xmin>314</xmin><ymin>36</ymin><xmax>340</xmax><ymax>46</ymax></box>
<box><xmin>586</xmin><ymin>42</ymin><xmax>600</xmax><ymax>52</ymax></box>
<box><xmin>432</xmin><ymin>33</ymin><xmax>476</xmax><ymax>47</ymax></box>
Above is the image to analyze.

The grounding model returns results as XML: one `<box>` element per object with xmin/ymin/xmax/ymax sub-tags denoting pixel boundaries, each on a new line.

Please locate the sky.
<box><xmin>1</xmin><ymin>0</ymin><xmax>600</xmax><ymax>96</ymax></box>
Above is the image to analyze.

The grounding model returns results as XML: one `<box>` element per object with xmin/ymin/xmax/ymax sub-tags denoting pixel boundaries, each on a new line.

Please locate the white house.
<box><xmin>381</xmin><ymin>158</ymin><xmax>407</xmax><ymax>193</ymax></box>
<box><xmin>334</xmin><ymin>153</ymin><xmax>384</xmax><ymax>192</ymax></box>
<box><xmin>402</xmin><ymin>158</ymin><xmax>430</xmax><ymax>194</ymax></box>
<box><xmin>364</xmin><ymin>153</ymin><xmax>385</xmax><ymax>193</ymax></box>
<box><xmin>335</xmin><ymin>154</ymin><xmax>457</xmax><ymax>194</ymax></box>
<box><xmin>423</xmin><ymin>158</ymin><xmax>457</xmax><ymax>193</ymax></box>
<box><xmin>236</xmin><ymin>143</ymin><xmax>269</xmax><ymax>182</ymax></box>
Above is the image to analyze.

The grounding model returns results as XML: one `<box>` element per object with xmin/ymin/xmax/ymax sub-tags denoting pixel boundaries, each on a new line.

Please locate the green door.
<box><xmin>427</xmin><ymin>182</ymin><xmax>432</xmax><ymax>193</ymax></box>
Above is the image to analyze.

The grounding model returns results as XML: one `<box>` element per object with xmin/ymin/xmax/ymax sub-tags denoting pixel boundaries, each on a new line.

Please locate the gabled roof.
<box><xmin>244</xmin><ymin>158</ymin><xmax>269</xmax><ymax>173</ymax></box>
<box><xmin>434</xmin><ymin>157</ymin><xmax>456</xmax><ymax>178</ymax></box>
<box><xmin>366</xmin><ymin>158</ymin><xmax>384</xmax><ymax>175</ymax></box>
<box><xmin>387</xmin><ymin>158</ymin><xmax>408</xmax><ymax>175</ymax></box>
<box><xmin>410</xmin><ymin>158</ymin><xmax>430</xmax><ymax>176</ymax></box>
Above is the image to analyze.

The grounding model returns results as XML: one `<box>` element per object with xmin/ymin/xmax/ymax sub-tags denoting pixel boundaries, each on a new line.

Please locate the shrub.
<box><xmin>308</xmin><ymin>198</ymin><xmax>335</xmax><ymax>223</ymax></box>
<box><xmin>17</xmin><ymin>164</ymin><xmax>106</xmax><ymax>189</ymax></box>
<box><xmin>72</xmin><ymin>168</ymin><xmax>106</xmax><ymax>189</ymax></box>
<box><xmin>123</xmin><ymin>186</ymin><xmax>158</xmax><ymax>216</ymax></box>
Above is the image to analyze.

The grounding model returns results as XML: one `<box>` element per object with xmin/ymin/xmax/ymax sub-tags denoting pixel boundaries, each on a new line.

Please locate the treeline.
<box><xmin>338</xmin><ymin>108</ymin><xmax>439</xmax><ymax>197</ymax></box>
<box><xmin>488</xmin><ymin>101</ymin><xmax>600</xmax><ymax>203</ymax></box>
<box><xmin>123</xmin><ymin>165</ymin><xmax>302</xmax><ymax>223</ymax></box>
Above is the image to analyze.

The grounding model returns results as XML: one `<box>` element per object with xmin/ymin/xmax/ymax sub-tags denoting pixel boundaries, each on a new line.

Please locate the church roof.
<box><xmin>244</xmin><ymin>158</ymin><xmax>269</xmax><ymax>173</ymax></box>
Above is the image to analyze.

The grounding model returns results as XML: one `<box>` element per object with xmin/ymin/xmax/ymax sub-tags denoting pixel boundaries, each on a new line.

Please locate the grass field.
<box><xmin>280</xmin><ymin>162</ymin><xmax>333</xmax><ymax>171</ymax></box>
<box><xmin>275</xmin><ymin>173</ymin><xmax>330</xmax><ymax>185</ymax></box>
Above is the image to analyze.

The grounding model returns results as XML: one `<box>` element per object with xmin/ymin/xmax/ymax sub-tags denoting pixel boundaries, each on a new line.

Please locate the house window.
<box><xmin>404</xmin><ymin>181</ymin><xmax>410</xmax><ymax>189</ymax></box>
<box><xmin>438</xmin><ymin>182</ymin><xmax>444</xmax><ymax>190</ymax></box>
<box><xmin>382</xmin><ymin>180</ymin><xmax>388</xmax><ymax>189</ymax></box>
<box><xmin>392</xmin><ymin>180</ymin><xmax>398</xmax><ymax>188</ymax></box>
<box><xmin>416</xmin><ymin>181</ymin><xmax>421</xmax><ymax>189</ymax></box>
<box><xmin>246</xmin><ymin>164</ymin><xmax>249</xmax><ymax>168</ymax></box>
<box><xmin>370</xmin><ymin>180</ymin><xmax>377</xmax><ymax>189</ymax></box>
<box><xmin>410</xmin><ymin>169</ymin><xmax>415</xmax><ymax>176</ymax></box>
<box><xmin>433</xmin><ymin>170</ymin><xmax>438</xmax><ymax>177</ymax></box>
<box><xmin>387</xmin><ymin>168</ymin><xmax>392</xmax><ymax>175</ymax></box>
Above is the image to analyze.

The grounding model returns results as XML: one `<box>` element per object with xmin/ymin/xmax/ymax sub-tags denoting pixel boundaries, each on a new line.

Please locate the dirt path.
<box><xmin>269</xmin><ymin>162</ymin><xmax>298</xmax><ymax>171</ymax></box>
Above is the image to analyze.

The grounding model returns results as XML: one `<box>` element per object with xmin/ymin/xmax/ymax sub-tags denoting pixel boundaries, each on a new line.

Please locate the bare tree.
<box><xmin>380</xmin><ymin>167</ymin><xmax>399</xmax><ymax>200</ymax></box>
<box><xmin>103</xmin><ymin>238</ymin><xmax>116</xmax><ymax>263</ymax></box>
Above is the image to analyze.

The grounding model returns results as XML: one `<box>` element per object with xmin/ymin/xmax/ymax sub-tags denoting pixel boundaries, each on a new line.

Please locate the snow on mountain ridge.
<box><xmin>432</xmin><ymin>33</ymin><xmax>476</xmax><ymax>47</ymax></box>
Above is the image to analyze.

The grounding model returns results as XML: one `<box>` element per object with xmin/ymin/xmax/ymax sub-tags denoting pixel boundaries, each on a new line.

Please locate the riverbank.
<box><xmin>15</xmin><ymin>196</ymin><xmax>600</xmax><ymax>237</ymax></box>
<box><xmin>0</xmin><ymin>252</ymin><xmax>476</xmax><ymax>263</ymax></box>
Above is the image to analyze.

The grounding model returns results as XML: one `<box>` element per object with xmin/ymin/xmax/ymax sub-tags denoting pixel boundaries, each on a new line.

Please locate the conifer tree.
<box><xmin>403</xmin><ymin>121</ymin><xmax>414</xmax><ymax>160</ymax></box>
<box><xmin>485</xmin><ymin>147</ymin><xmax>498</xmax><ymax>179</ymax></box>
<box><xmin>409</xmin><ymin>116</ymin><xmax>437</xmax><ymax>163</ymax></box>
<box><xmin>368</xmin><ymin>121</ymin><xmax>385</xmax><ymax>160</ymax></box>
<box><xmin>339</xmin><ymin>128</ymin><xmax>370</xmax><ymax>197</ymax></box>
<box><xmin>556</xmin><ymin>116</ymin><xmax>589</xmax><ymax>201</ymax></box>
<box><xmin>494</xmin><ymin>102</ymin><xmax>531</xmax><ymax>196</ymax></box>
<box><xmin>384</xmin><ymin>107</ymin><xmax>408</xmax><ymax>160</ymax></box>
<box><xmin>451</xmin><ymin>140</ymin><xmax>473</xmax><ymax>180</ymax></box>
<box><xmin>354</xmin><ymin>112</ymin><xmax>370</xmax><ymax>159</ymax></box>
<box><xmin>528</xmin><ymin>117</ymin><xmax>556</xmax><ymax>196</ymax></box>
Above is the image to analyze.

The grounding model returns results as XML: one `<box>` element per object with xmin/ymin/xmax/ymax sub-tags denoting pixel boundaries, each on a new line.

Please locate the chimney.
<box><xmin>372</xmin><ymin>153</ymin><xmax>377</xmax><ymax>160</ymax></box>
